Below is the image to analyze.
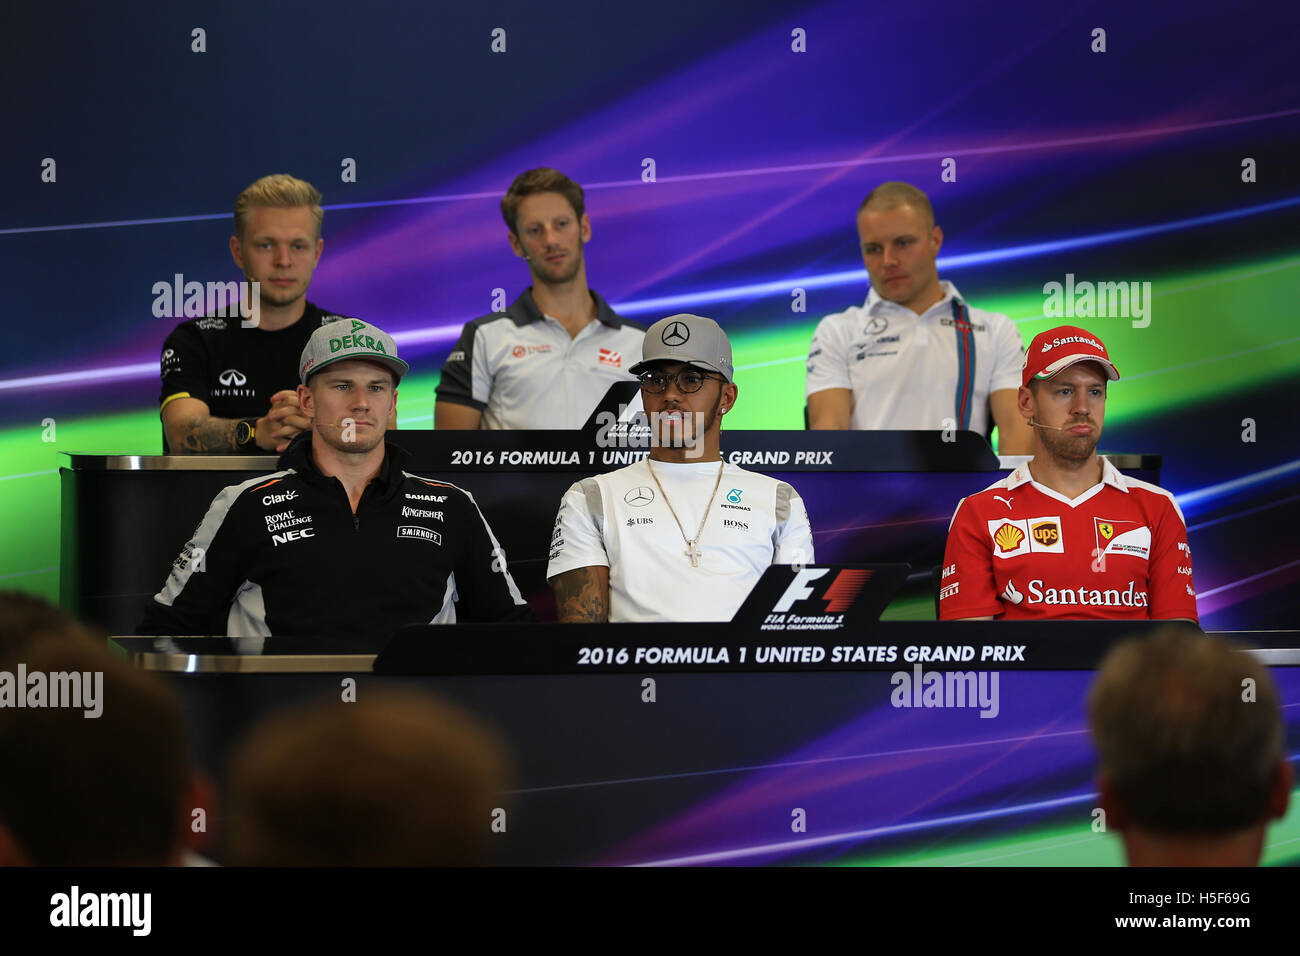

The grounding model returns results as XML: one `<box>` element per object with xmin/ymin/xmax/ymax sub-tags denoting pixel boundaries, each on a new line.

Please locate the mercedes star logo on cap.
<box><xmin>624</xmin><ymin>487</ymin><xmax>655</xmax><ymax>506</ymax></box>
<box><xmin>661</xmin><ymin>322</ymin><xmax>690</xmax><ymax>346</ymax></box>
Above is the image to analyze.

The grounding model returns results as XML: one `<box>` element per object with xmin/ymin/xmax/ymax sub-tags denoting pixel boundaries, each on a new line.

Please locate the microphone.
<box><xmin>1028</xmin><ymin>418</ymin><xmax>1085</xmax><ymax>432</ymax></box>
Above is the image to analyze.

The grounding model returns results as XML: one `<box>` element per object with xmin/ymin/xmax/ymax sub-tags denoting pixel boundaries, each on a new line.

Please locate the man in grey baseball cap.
<box><xmin>628</xmin><ymin>313</ymin><xmax>735</xmax><ymax>383</ymax></box>
<box><xmin>547</xmin><ymin>314</ymin><xmax>815</xmax><ymax>623</ymax></box>
<box><xmin>626</xmin><ymin>314</ymin><xmax>736</xmax><ymax>456</ymax></box>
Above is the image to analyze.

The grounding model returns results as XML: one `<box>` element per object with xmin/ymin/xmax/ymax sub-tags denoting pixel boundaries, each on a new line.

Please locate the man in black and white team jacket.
<box><xmin>140</xmin><ymin>319</ymin><xmax>533</xmax><ymax>638</ymax></box>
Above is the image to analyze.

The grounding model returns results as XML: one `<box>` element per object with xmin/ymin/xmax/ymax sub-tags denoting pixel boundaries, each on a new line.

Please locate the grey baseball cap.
<box><xmin>628</xmin><ymin>314</ymin><xmax>735</xmax><ymax>382</ymax></box>
<box><xmin>300</xmin><ymin>318</ymin><xmax>409</xmax><ymax>384</ymax></box>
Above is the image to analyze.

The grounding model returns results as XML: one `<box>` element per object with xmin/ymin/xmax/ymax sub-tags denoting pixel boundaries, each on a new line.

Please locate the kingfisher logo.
<box><xmin>401</xmin><ymin>506</ymin><xmax>443</xmax><ymax>520</ymax></box>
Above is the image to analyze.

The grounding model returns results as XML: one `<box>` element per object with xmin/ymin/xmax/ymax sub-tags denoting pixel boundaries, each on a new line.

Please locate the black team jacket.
<box><xmin>139</xmin><ymin>434</ymin><xmax>534</xmax><ymax>637</ymax></box>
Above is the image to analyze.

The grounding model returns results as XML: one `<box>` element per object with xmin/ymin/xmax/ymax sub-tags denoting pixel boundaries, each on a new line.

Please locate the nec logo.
<box><xmin>272</xmin><ymin>528</ymin><xmax>314</xmax><ymax>546</ymax></box>
<box><xmin>773</xmin><ymin>568</ymin><xmax>874</xmax><ymax>613</ymax></box>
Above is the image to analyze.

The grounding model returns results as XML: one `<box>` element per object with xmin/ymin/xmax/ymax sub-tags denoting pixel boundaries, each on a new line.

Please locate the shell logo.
<box><xmin>994</xmin><ymin>523</ymin><xmax>1025</xmax><ymax>553</ymax></box>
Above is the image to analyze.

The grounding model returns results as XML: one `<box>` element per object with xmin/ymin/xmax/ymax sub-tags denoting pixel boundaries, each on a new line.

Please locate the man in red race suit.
<box><xmin>939</xmin><ymin>325</ymin><xmax>1197</xmax><ymax>622</ymax></box>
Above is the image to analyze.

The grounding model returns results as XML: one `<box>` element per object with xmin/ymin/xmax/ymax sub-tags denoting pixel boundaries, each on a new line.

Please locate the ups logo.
<box><xmin>1031</xmin><ymin>521</ymin><xmax>1060</xmax><ymax>546</ymax></box>
<box><xmin>994</xmin><ymin>524</ymin><xmax>1025</xmax><ymax>553</ymax></box>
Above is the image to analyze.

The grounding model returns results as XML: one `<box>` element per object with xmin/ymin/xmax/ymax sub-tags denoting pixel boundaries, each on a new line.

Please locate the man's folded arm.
<box><xmin>161</xmin><ymin>396</ymin><xmax>240</xmax><ymax>455</ymax></box>
<box><xmin>551</xmin><ymin>566</ymin><xmax>610</xmax><ymax>623</ymax></box>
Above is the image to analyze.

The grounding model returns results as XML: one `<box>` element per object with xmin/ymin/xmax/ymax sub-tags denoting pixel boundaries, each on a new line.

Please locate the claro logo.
<box><xmin>263</xmin><ymin>490</ymin><xmax>299</xmax><ymax>505</ymax></box>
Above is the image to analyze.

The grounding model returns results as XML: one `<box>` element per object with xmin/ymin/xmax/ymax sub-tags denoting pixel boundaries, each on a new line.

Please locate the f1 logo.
<box><xmin>773</xmin><ymin>568</ymin><xmax>830</xmax><ymax>612</ymax></box>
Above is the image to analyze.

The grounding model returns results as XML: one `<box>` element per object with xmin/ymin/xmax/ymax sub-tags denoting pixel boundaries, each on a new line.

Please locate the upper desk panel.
<box><xmin>61</xmin><ymin>430</ymin><xmax>1159</xmax><ymax>632</ymax></box>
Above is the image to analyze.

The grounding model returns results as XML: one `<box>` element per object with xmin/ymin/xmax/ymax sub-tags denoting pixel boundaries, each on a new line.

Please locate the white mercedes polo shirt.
<box><xmin>436</xmin><ymin>288</ymin><xmax>646</xmax><ymax>429</ymax></box>
<box><xmin>805</xmin><ymin>281</ymin><xmax>1024</xmax><ymax>434</ymax></box>
<box><xmin>546</xmin><ymin>458</ymin><xmax>815</xmax><ymax>623</ymax></box>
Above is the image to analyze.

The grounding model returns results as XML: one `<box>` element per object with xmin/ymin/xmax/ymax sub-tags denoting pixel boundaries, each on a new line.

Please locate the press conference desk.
<box><xmin>111</xmin><ymin>621</ymin><xmax>1299</xmax><ymax>867</ymax></box>
<box><xmin>62</xmin><ymin>429</ymin><xmax>1162</xmax><ymax>633</ymax></box>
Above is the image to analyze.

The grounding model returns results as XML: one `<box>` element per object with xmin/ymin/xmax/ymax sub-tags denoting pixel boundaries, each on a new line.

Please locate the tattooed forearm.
<box><xmin>552</xmin><ymin>566</ymin><xmax>610</xmax><ymax>623</ymax></box>
<box><xmin>178</xmin><ymin>416</ymin><xmax>240</xmax><ymax>454</ymax></box>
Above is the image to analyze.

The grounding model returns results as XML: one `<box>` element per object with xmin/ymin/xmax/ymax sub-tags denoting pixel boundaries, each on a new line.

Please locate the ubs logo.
<box><xmin>624</xmin><ymin>487</ymin><xmax>654</xmax><ymax>507</ymax></box>
<box><xmin>218</xmin><ymin>369</ymin><xmax>247</xmax><ymax>387</ymax></box>
<box><xmin>661</xmin><ymin>322</ymin><xmax>689</xmax><ymax>346</ymax></box>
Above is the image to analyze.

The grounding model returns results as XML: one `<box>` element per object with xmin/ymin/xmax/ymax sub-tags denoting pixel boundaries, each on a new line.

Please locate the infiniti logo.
<box><xmin>624</xmin><ymin>486</ymin><xmax>655</xmax><ymax>507</ymax></box>
<box><xmin>661</xmin><ymin>322</ymin><xmax>689</xmax><ymax>346</ymax></box>
<box><xmin>218</xmin><ymin>368</ymin><xmax>247</xmax><ymax>386</ymax></box>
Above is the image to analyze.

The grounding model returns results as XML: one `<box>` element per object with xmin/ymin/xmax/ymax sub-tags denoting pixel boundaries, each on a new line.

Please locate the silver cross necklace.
<box><xmin>644</xmin><ymin>458</ymin><xmax>726</xmax><ymax>568</ymax></box>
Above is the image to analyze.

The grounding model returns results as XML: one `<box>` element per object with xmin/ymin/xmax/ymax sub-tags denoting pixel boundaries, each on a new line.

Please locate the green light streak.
<box><xmin>831</xmin><ymin>786</ymin><xmax>1300</xmax><ymax>866</ymax></box>
<box><xmin>2</xmin><ymin>254</ymin><xmax>1297</xmax><ymax>600</ymax></box>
